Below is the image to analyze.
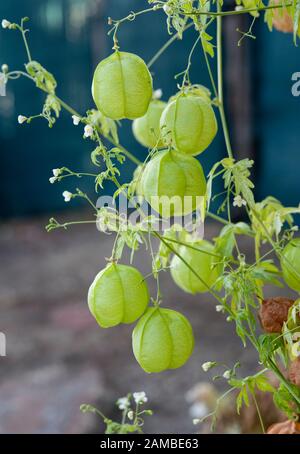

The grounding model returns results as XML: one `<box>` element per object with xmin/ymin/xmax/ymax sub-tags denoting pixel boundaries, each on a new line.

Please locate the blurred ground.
<box><xmin>0</xmin><ymin>211</ymin><xmax>288</xmax><ymax>434</ymax></box>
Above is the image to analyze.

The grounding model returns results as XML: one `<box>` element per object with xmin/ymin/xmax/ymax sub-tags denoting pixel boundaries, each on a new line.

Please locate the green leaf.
<box><xmin>254</xmin><ymin>375</ymin><xmax>276</xmax><ymax>393</ymax></box>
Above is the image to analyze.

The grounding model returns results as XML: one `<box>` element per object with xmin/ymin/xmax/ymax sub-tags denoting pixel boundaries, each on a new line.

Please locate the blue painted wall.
<box><xmin>0</xmin><ymin>0</ymin><xmax>225</xmax><ymax>218</ymax></box>
<box><xmin>1</xmin><ymin>0</ymin><xmax>299</xmax><ymax>218</ymax></box>
<box><xmin>254</xmin><ymin>23</ymin><xmax>300</xmax><ymax>206</ymax></box>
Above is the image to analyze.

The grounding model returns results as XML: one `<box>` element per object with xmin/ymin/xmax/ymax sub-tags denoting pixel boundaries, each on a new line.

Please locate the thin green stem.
<box><xmin>17</xmin><ymin>19</ymin><xmax>32</xmax><ymax>62</ymax></box>
<box><xmin>7</xmin><ymin>70</ymin><xmax>33</xmax><ymax>81</ymax></box>
<box><xmin>201</xmin><ymin>36</ymin><xmax>218</xmax><ymax>98</ymax></box>
<box><xmin>46</xmin><ymin>220</ymin><xmax>97</xmax><ymax>232</ymax></box>
<box><xmin>179</xmin><ymin>33</ymin><xmax>202</xmax><ymax>88</ymax></box>
<box><xmin>148</xmin><ymin>22</ymin><xmax>194</xmax><ymax>68</ymax></box>
<box><xmin>108</xmin><ymin>5</ymin><xmax>163</xmax><ymax>49</ymax></box>
<box><xmin>252</xmin><ymin>391</ymin><xmax>265</xmax><ymax>434</ymax></box>
<box><xmin>206</xmin><ymin>210</ymin><xmax>228</xmax><ymax>225</ymax></box>
<box><xmin>162</xmin><ymin>236</ymin><xmax>223</xmax><ymax>258</ymax></box>
<box><xmin>217</xmin><ymin>3</ymin><xmax>234</xmax><ymax>160</ymax></box>
<box><xmin>182</xmin><ymin>2</ymin><xmax>293</xmax><ymax>18</ymax></box>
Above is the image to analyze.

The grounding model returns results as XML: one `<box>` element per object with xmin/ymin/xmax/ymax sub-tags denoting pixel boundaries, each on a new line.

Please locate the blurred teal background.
<box><xmin>0</xmin><ymin>0</ymin><xmax>299</xmax><ymax>218</ymax></box>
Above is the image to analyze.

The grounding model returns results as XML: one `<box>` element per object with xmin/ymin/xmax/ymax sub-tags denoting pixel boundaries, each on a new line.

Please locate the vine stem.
<box><xmin>147</xmin><ymin>22</ymin><xmax>194</xmax><ymax>68</ymax></box>
<box><xmin>17</xmin><ymin>18</ymin><xmax>32</xmax><ymax>62</ymax></box>
<box><xmin>252</xmin><ymin>391</ymin><xmax>265</xmax><ymax>434</ymax></box>
<box><xmin>216</xmin><ymin>3</ymin><xmax>234</xmax><ymax>160</ymax></box>
<box><xmin>183</xmin><ymin>2</ymin><xmax>293</xmax><ymax>18</ymax></box>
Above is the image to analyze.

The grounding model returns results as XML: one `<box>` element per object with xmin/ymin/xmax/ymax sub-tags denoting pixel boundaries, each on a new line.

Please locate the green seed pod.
<box><xmin>170</xmin><ymin>240</ymin><xmax>222</xmax><ymax>294</ymax></box>
<box><xmin>92</xmin><ymin>51</ymin><xmax>153</xmax><ymax>120</ymax></box>
<box><xmin>132</xmin><ymin>307</ymin><xmax>194</xmax><ymax>373</ymax></box>
<box><xmin>132</xmin><ymin>99</ymin><xmax>166</xmax><ymax>148</ymax></box>
<box><xmin>140</xmin><ymin>149</ymin><xmax>206</xmax><ymax>217</ymax></box>
<box><xmin>160</xmin><ymin>95</ymin><xmax>217</xmax><ymax>156</ymax></box>
<box><xmin>281</xmin><ymin>238</ymin><xmax>300</xmax><ymax>292</ymax></box>
<box><xmin>88</xmin><ymin>263</ymin><xmax>149</xmax><ymax>328</ymax></box>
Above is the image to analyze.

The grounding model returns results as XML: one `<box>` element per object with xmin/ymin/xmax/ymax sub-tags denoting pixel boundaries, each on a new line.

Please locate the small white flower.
<box><xmin>216</xmin><ymin>305</ymin><xmax>223</xmax><ymax>313</ymax></box>
<box><xmin>223</xmin><ymin>370</ymin><xmax>231</xmax><ymax>380</ymax></box>
<box><xmin>153</xmin><ymin>88</ymin><xmax>163</xmax><ymax>100</ymax></box>
<box><xmin>49</xmin><ymin>177</ymin><xmax>57</xmax><ymax>184</ymax></box>
<box><xmin>233</xmin><ymin>195</ymin><xmax>247</xmax><ymax>208</ymax></box>
<box><xmin>133</xmin><ymin>391</ymin><xmax>148</xmax><ymax>405</ymax></box>
<box><xmin>127</xmin><ymin>410</ymin><xmax>134</xmax><ymax>420</ymax></box>
<box><xmin>117</xmin><ymin>397</ymin><xmax>130</xmax><ymax>410</ymax></box>
<box><xmin>84</xmin><ymin>124</ymin><xmax>93</xmax><ymax>138</ymax></box>
<box><xmin>2</xmin><ymin>19</ymin><xmax>11</xmax><ymax>29</ymax></box>
<box><xmin>1</xmin><ymin>64</ymin><xmax>8</xmax><ymax>73</ymax></box>
<box><xmin>52</xmin><ymin>168</ymin><xmax>61</xmax><ymax>177</ymax></box>
<box><xmin>193</xmin><ymin>418</ymin><xmax>200</xmax><ymax>425</ymax></box>
<box><xmin>18</xmin><ymin>115</ymin><xmax>27</xmax><ymax>125</ymax></box>
<box><xmin>62</xmin><ymin>190</ymin><xmax>72</xmax><ymax>202</ymax></box>
<box><xmin>202</xmin><ymin>361</ymin><xmax>214</xmax><ymax>372</ymax></box>
<box><xmin>72</xmin><ymin>115</ymin><xmax>81</xmax><ymax>126</ymax></box>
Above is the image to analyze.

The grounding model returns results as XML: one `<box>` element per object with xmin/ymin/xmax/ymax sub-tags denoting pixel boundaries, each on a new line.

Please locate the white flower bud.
<box><xmin>84</xmin><ymin>124</ymin><xmax>93</xmax><ymax>138</ymax></box>
<box><xmin>18</xmin><ymin>115</ymin><xmax>27</xmax><ymax>124</ymax></box>
<box><xmin>223</xmin><ymin>370</ymin><xmax>231</xmax><ymax>380</ymax></box>
<box><xmin>233</xmin><ymin>195</ymin><xmax>247</xmax><ymax>208</ymax></box>
<box><xmin>1</xmin><ymin>64</ymin><xmax>8</xmax><ymax>73</ymax></box>
<box><xmin>153</xmin><ymin>88</ymin><xmax>163</xmax><ymax>100</ymax></box>
<box><xmin>216</xmin><ymin>305</ymin><xmax>223</xmax><ymax>313</ymax></box>
<box><xmin>62</xmin><ymin>191</ymin><xmax>72</xmax><ymax>202</ymax></box>
<box><xmin>2</xmin><ymin>20</ymin><xmax>11</xmax><ymax>29</ymax></box>
<box><xmin>133</xmin><ymin>391</ymin><xmax>148</xmax><ymax>404</ymax></box>
<box><xmin>49</xmin><ymin>177</ymin><xmax>57</xmax><ymax>184</ymax></box>
<box><xmin>117</xmin><ymin>397</ymin><xmax>130</xmax><ymax>410</ymax></box>
<box><xmin>127</xmin><ymin>410</ymin><xmax>134</xmax><ymax>420</ymax></box>
<box><xmin>202</xmin><ymin>361</ymin><xmax>214</xmax><ymax>372</ymax></box>
<box><xmin>72</xmin><ymin>115</ymin><xmax>81</xmax><ymax>126</ymax></box>
<box><xmin>52</xmin><ymin>168</ymin><xmax>61</xmax><ymax>177</ymax></box>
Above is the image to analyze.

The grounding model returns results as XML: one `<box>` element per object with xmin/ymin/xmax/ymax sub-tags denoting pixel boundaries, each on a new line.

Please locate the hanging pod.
<box><xmin>132</xmin><ymin>99</ymin><xmax>167</xmax><ymax>148</ymax></box>
<box><xmin>88</xmin><ymin>263</ymin><xmax>149</xmax><ymax>328</ymax></box>
<box><xmin>140</xmin><ymin>149</ymin><xmax>207</xmax><ymax>217</ymax></box>
<box><xmin>92</xmin><ymin>51</ymin><xmax>153</xmax><ymax>120</ymax></box>
<box><xmin>160</xmin><ymin>95</ymin><xmax>217</xmax><ymax>156</ymax></box>
<box><xmin>132</xmin><ymin>307</ymin><xmax>194</xmax><ymax>373</ymax></box>
<box><xmin>281</xmin><ymin>238</ymin><xmax>300</xmax><ymax>293</ymax></box>
<box><xmin>170</xmin><ymin>240</ymin><xmax>222</xmax><ymax>294</ymax></box>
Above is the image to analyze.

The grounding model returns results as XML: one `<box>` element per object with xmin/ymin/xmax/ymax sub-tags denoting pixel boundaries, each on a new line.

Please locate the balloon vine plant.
<box><xmin>2</xmin><ymin>0</ymin><xmax>300</xmax><ymax>434</ymax></box>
